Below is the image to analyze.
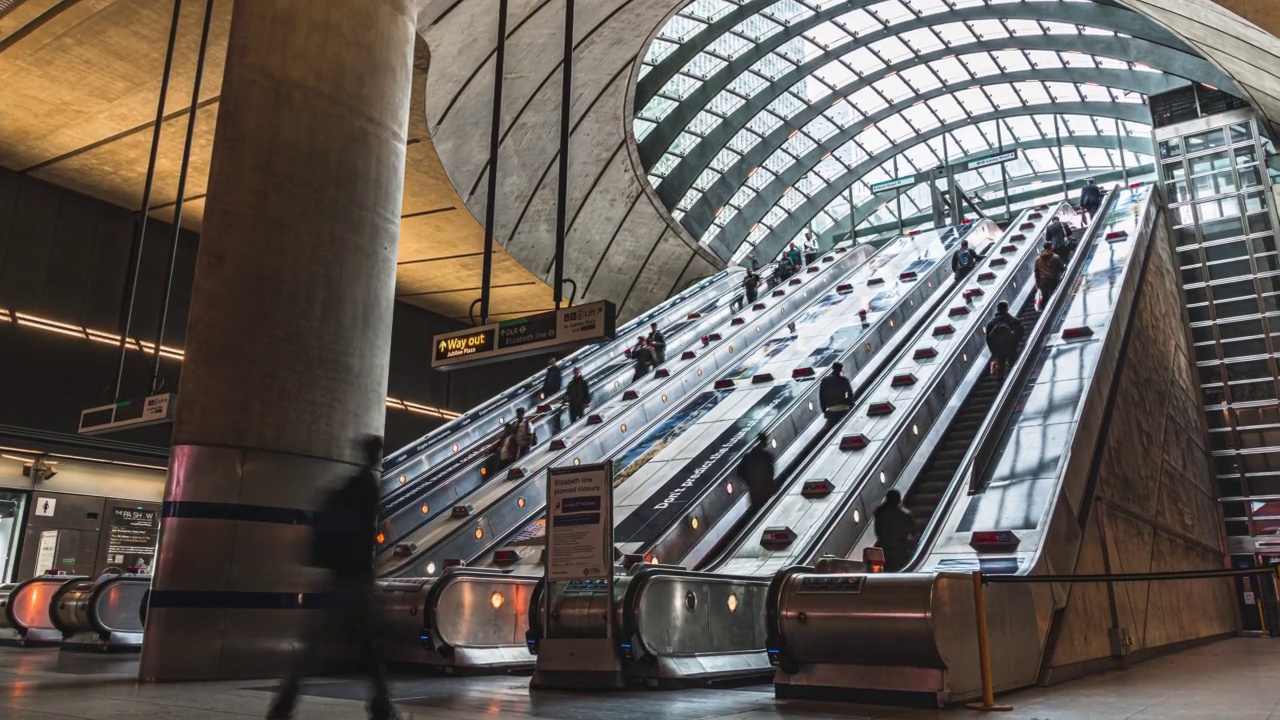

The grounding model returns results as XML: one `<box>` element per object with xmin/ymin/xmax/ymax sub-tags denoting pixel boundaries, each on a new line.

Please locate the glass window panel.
<box><xmin>1202</xmin><ymin>217</ymin><xmax>1246</xmax><ymax>243</ymax></box>
<box><xmin>1230</xmin><ymin>123</ymin><xmax>1253</xmax><ymax>144</ymax></box>
<box><xmin>1159</xmin><ymin>137</ymin><xmax>1182</xmax><ymax>159</ymax></box>
<box><xmin>1191</xmin><ymin>326</ymin><xmax>1218</xmax><ymax>343</ymax></box>
<box><xmin>1241</xmin><ymin>166</ymin><xmax>1264</xmax><ymax>189</ymax></box>
<box><xmin>1256</xmin><ymin>254</ymin><xmax>1280</xmax><ymax>274</ymax></box>
<box><xmin>1220</xmin><ymin>318</ymin><xmax>1266</xmax><ymax>340</ymax></box>
<box><xmin>869</xmin><ymin>36</ymin><xmax>914</xmax><ymax>64</ymax></box>
<box><xmin>1245</xmin><ymin>191</ymin><xmax>1268</xmax><ymax>214</ymax></box>
<box><xmin>1181</xmin><ymin>266</ymin><xmax>1205</xmax><ymax>284</ymax></box>
<box><xmin>1187</xmin><ymin>304</ymin><xmax>1213</xmax><ymax>323</ymax></box>
<box><xmin>1167</xmin><ymin>180</ymin><xmax>1192</xmax><ymax>204</ymax></box>
<box><xmin>1196</xmin><ymin>343</ymin><xmax>1222</xmax><ymax>363</ymax></box>
<box><xmin>1185</xmin><ymin>286</ymin><xmax>1210</xmax><ymax>304</ymax></box>
<box><xmin>1197</xmin><ymin>197</ymin><xmax>1242</xmax><ymax>223</ymax></box>
<box><xmin>1192</xmin><ymin>171</ymin><xmax>1238</xmax><ymax>199</ymax></box>
<box><xmin>1227</xmin><ymin>359</ymin><xmax>1274</xmax><ymax>383</ymax></box>
<box><xmin>1174</xmin><ymin>226</ymin><xmax>1199</xmax><ymax>246</ymax></box>
<box><xmin>900</xmin><ymin>27</ymin><xmax>945</xmax><ymax>55</ymax></box>
<box><xmin>1185</xmin><ymin>128</ymin><xmax>1227</xmax><ymax>154</ymax></box>
<box><xmin>1221</xmin><ymin>337</ymin><xmax>1269</xmax><ymax>358</ymax></box>
<box><xmin>1189</xmin><ymin>151</ymin><xmax>1231</xmax><ymax>175</ymax></box>
<box><xmin>1212</xmin><ymin>279</ymin><xmax>1256</xmax><ymax>301</ymax></box>
<box><xmin>1231</xmin><ymin>380</ymin><xmax>1277</xmax><ymax>402</ymax></box>
<box><xmin>1217</xmin><ymin>297</ymin><xmax>1261</xmax><ymax>319</ymax></box>
<box><xmin>1207</xmin><ymin>258</ymin><xmax>1253</xmax><ymax>282</ymax></box>
<box><xmin>1200</xmin><ymin>364</ymin><xmax>1224</xmax><ymax>385</ymax></box>
<box><xmin>1162</xmin><ymin>160</ymin><xmax>1186</xmax><ymax>181</ymax></box>
<box><xmin>1250</xmin><ymin>217</ymin><xmax>1274</xmax><ymax>238</ymax></box>
<box><xmin>1204</xmin><ymin>240</ymin><xmax>1250</xmax><ymax>263</ymax></box>
<box><xmin>1236</xmin><ymin>146</ymin><xmax>1259</xmax><ymax>166</ymax></box>
<box><xmin>1171</xmin><ymin>204</ymin><xmax>1195</xmax><ymax>227</ymax></box>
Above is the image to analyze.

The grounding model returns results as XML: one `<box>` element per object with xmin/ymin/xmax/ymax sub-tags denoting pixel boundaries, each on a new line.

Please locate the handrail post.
<box><xmin>964</xmin><ymin>571</ymin><xmax>1012</xmax><ymax>712</ymax></box>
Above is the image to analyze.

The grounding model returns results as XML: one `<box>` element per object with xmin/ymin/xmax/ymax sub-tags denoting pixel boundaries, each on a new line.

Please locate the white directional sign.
<box><xmin>545</xmin><ymin>463</ymin><xmax>613</xmax><ymax>581</ymax></box>
<box><xmin>964</xmin><ymin>150</ymin><xmax>1019</xmax><ymax>171</ymax></box>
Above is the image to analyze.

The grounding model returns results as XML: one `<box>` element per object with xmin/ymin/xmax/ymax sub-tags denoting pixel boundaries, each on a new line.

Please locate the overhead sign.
<box><xmin>79</xmin><ymin>393</ymin><xmax>175</xmax><ymax>435</ymax></box>
<box><xmin>431</xmin><ymin>300</ymin><xmax>617</xmax><ymax>370</ymax></box>
<box><xmin>545</xmin><ymin>463</ymin><xmax>612</xmax><ymax>581</ymax></box>
<box><xmin>870</xmin><ymin>176</ymin><xmax>916</xmax><ymax>193</ymax></box>
<box><xmin>963</xmin><ymin>150</ymin><xmax>1019</xmax><ymax>171</ymax></box>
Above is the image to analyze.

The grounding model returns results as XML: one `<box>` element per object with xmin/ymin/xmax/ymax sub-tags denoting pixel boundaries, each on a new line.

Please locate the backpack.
<box><xmin>957</xmin><ymin>249</ymin><xmax>975</xmax><ymax>268</ymax></box>
<box><xmin>987</xmin><ymin>320</ymin><xmax>1015</xmax><ymax>353</ymax></box>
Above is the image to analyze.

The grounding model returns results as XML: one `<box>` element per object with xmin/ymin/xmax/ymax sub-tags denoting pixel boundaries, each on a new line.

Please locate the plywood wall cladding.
<box><xmin>1040</xmin><ymin>215</ymin><xmax>1236</xmax><ymax>681</ymax></box>
<box><xmin>0</xmin><ymin>2</ymin><xmax>550</xmax><ymax>323</ymax></box>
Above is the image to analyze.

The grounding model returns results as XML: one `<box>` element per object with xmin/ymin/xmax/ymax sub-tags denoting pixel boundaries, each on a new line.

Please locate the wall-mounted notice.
<box><xmin>546</xmin><ymin>463</ymin><xmax>613</xmax><ymax>581</ymax></box>
<box><xmin>35</xmin><ymin>530</ymin><xmax>58</xmax><ymax>575</ymax></box>
<box><xmin>105</xmin><ymin>507</ymin><xmax>159</xmax><ymax>573</ymax></box>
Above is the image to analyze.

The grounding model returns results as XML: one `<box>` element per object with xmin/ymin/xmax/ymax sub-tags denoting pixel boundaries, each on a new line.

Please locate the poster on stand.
<box><xmin>545</xmin><ymin>463</ymin><xmax>612</xmax><ymax>581</ymax></box>
<box><xmin>104</xmin><ymin>507</ymin><xmax>159</xmax><ymax>573</ymax></box>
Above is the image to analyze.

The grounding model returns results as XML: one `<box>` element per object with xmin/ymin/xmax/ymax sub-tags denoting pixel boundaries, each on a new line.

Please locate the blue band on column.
<box><xmin>163</xmin><ymin>501</ymin><xmax>314</xmax><ymax>526</ymax></box>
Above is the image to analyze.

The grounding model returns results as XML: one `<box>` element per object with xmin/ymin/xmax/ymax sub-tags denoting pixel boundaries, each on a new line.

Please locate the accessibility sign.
<box><xmin>546</xmin><ymin>463</ymin><xmax>613</xmax><ymax>581</ymax></box>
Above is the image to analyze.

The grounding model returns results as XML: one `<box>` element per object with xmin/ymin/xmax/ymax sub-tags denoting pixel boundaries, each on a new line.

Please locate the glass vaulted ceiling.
<box><xmin>634</xmin><ymin>0</ymin><xmax>1227</xmax><ymax>264</ymax></box>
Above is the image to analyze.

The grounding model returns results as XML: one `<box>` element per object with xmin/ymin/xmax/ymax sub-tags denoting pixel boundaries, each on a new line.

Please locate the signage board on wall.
<box><xmin>104</xmin><ymin>507</ymin><xmax>159</xmax><ymax>573</ymax></box>
<box><xmin>35</xmin><ymin>530</ymin><xmax>57</xmax><ymax>575</ymax></box>
<box><xmin>545</xmin><ymin>463</ymin><xmax>612</xmax><ymax>581</ymax></box>
<box><xmin>431</xmin><ymin>301</ymin><xmax>617</xmax><ymax>370</ymax></box>
<box><xmin>33</xmin><ymin>497</ymin><xmax>56</xmax><ymax>517</ymax></box>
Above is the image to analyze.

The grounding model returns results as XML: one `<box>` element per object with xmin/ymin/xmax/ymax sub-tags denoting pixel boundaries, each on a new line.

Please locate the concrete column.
<box><xmin>139</xmin><ymin>0</ymin><xmax>415</xmax><ymax>681</ymax></box>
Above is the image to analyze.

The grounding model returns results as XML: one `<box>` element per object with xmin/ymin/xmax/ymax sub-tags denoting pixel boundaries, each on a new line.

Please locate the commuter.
<box><xmin>787</xmin><ymin>242</ymin><xmax>802</xmax><ymax>268</ymax></box>
<box><xmin>566</xmin><ymin>368</ymin><xmax>591</xmax><ymax>423</ymax></box>
<box><xmin>777</xmin><ymin>257</ymin><xmax>793</xmax><ymax>283</ymax></box>
<box><xmin>749</xmin><ymin>256</ymin><xmax>760</xmax><ymax>272</ymax></box>
<box><xmin>542</xmin><ymin>356</ymin><xmax>564</xmax><ymax>434</ymax></box>
<box><xmin>268</xmin><ymin>435</ymin><xmax>395</xmax><ymax>720</ymax></box>
<box><xmin>819</xmin><ymin>362</ymin><xmax>855</xmax><ymax>427</ymax></box>
<box><xmin>803</xmin><ymin>232</ymin><xmax>818</xmax><ymax>264</ymax></box>
<box><xmin>632</xmin><ymin>337</ymin><xmax>657</xmax><ymax>381</ymax></box>
<box><xmin>951</xmin><ymin>239</ymin><xmax>981</xmax><ymax>280</ymax></box>
<box><xmin>1034</xmin><ymin>241</ymin><xmax>1066</xmax><ymax>310</ymax></box>
<box><xmin>985</xmin><ymin>300</ymin><xmax>1025</xmax><ymax>380</ymax></box>
<box><xmin>1045</xmin><ymin>216</ymin><xmax>1071</xmax><ymax>262</ymax></box>
<box><xmin>873</xmin><ymin>489</ymin><xmax>915</xmax><ymax>573</ymax></box>
<box><xmin>648</xmin><ymin>323</ymin><xmax>667</xmax><ymax>366</ymax></box>
<box><xmin>738</xmin><ymin>433</ymin><xmax>777</xmax><ymax>512</ymax></box>
<box><xmin>496</xmin><ymin>423</ymin><xmax>518</xmax><ymax>469</ymax></box>
<box><xmin>743</xmin><ymin>270</ymin><xmax>760</xmax><ymax>305</ymax></box>
<box><xmin>1079</xmin><ymin>178</ymin><xmax>1103</xmax><ymax>222</ymax></box>
<box><xmin>513</xmin><ymin>407</ymin><xmax>535</xmax><ymax>458</ymax></box>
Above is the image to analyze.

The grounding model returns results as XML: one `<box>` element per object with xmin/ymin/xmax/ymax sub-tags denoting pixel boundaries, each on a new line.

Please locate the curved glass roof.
<box><xmin>634</xmin><ymin>0</ymin><xmax>1238</xmax><ymax>264</ymax></box>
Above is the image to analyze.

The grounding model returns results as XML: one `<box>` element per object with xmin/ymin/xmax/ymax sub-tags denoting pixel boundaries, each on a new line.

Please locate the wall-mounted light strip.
<box><xmin>1</xmin><ymin>308</ymin><xmax>460</xmax><ymax>421</ymax></box>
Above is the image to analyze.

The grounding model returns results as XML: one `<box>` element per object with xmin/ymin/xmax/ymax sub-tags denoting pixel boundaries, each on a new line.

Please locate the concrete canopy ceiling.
<box><xmin>0</xmin><ymin>0</ymin><xmax>552</xmax><ymax>323</ymax></box>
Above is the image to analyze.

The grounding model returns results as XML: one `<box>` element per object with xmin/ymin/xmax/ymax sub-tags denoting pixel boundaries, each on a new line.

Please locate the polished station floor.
<box><xmin>0</xmin><ymin>638</ymin><xmax>1276</xmax><ymax>720</ymax></box>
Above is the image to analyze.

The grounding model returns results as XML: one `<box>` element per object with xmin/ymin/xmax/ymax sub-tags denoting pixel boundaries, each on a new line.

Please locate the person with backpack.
<box><xmin>1045</xmin><ymin>216</ymin><xmax>1072</xmax><ymax>261</ymax></box>
<box><xmin>951</xmin><ymin>240</ymin><xmax>981</xmax><ymax>280</ymax></box>
<box><xmin>819</xmin><ymin>362</ymin><xmax>855</xmax><ymax>427</ymax></box>
<box><xmin>738</xmin><ymin>433</ymin><xmax>777</xmax><ymax>513</ymax></box>
<box><xmin>632</xmin><ymin>336</ymin><xmax>657</xmax><ymax>381</ymax></box>
<box><xmin>873</xmin><ymin>489</ymin><xmax>915</xmax><ymax>573</ymax></box>
<box><xmin>1079</xmin><ymin>178</ymin><xmax>1103</xmax><ymax>222</ymax></box>
<box><xmin>566</xmin><ymin>367</ymin><xmax>591</xmax><ymax>423</ymax></box>
<box><xmin>269</xmin><ymin>435</ymin><xmax>394</xmax><ymax>720</ymax></box>
<box><xmin>513</xmin><ymin>407</ymin><xmax>535</xmax><ymax>458</ymax></box>
<box><xmin>495</xmin><ymin>423</ymin><xmax>517</xmax><ymax>469</ymax></box>
<box><xmin>541</xmin><ymin>356</ymin><xmax>563</xmax><ymax>434</ymax></box>
<box><xmin>985</xmin><ymin>300</ymin><xmax>1025</xmax><ymax>380</ymax></box>
<box><xmin>647</xmin><ymin>323</ymin><xmax>667</xmax><ymax>366</ymax></box>
<box><xmin>743</xmin><ymin>270</ymin><xmax>760</xmax><ymax>305</ymax></box>
<box><xmin>1035</xmin><ymin>240</ymin><xmax>1066</xmax><ymax>310</ymax></box>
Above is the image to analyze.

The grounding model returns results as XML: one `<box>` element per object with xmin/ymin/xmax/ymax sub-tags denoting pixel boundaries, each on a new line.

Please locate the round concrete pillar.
<box><xmin>139</xmin><ymin>0</ymin><xmax>415</xmax><ymax>681</ymax></box>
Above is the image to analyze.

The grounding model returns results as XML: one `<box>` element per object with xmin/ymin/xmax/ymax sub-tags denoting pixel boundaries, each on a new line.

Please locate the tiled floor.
<box><xmin>1</xmin><ymin>638</ymin><xmax>1277</xmax><ymax>719</ymax></box>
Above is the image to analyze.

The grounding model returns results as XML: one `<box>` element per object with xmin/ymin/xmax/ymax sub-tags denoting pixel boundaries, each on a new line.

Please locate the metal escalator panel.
<box><xmin>711</xmin><ymin>207</ymin><xmax>1066</xmax><ymax>579</ymax></box>
<box><xmin>379</xmin><ymin>237</ymin><xmax>886</xmax><ymax>577</ymax></box>
<box><xmin>376</xmin><ymin>278</ymin><xmax>754</xmax><ymax>550</ymax></box>
<box><xmin>377</xmin><ymin>269</ymin><xmax>744</xmax><ymax>504</ymax></box>
<box><xmin>604</xmin><ymin>224</ymin><xmax>991</xmax><ymax>570</ymax></box>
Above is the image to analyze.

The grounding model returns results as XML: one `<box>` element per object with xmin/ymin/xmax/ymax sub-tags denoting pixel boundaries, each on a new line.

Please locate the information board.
<box><xmin>35</xmin><ymin>531</ymin><xmax>57</xmax><ymax>575</ymax></box>
<box><xmin>104</xmin><ymin>507</ymin><xmax>159</xmax><ymax>572</ymax></box>
<box><xmin>432</xmin><ymin>300</ymin><xmax>616</xmax><ymax>369</ymax></box>
<box><xmin>545</xmin><ymin>463</ymin><xmax>612</xmax><ymax>581</ymax></box>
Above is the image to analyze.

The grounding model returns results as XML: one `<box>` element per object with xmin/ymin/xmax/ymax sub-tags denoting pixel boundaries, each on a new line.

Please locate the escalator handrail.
<box><xmin>903</xmin><ymin>190</ymin><xmax>1119</xmax><ymax>572</ymax></box>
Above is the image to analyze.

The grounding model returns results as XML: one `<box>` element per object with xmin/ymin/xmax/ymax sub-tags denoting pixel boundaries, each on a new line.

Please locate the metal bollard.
<box><xmin>963</xmin><ymin>571</ymin><xmax>1012</xmax><ymax>712</ymax></box>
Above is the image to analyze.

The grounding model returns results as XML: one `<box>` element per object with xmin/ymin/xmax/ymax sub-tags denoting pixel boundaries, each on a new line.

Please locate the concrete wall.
<box><xmin>1041</xmin><ymin>210</ymin><xmax>1237</xmax><ymax>680</ymax></box>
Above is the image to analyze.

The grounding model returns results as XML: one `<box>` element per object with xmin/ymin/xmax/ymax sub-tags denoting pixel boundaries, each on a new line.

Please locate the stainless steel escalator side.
<box><xmin>768</xmin><ymin>186</ymin><xmax>1158</xmax><ymax>706</ymax></box>
<box><xmin>378</xmin><ymin>270</ymin><xmax>746</xmax><ymax>518</ymax></box>
<box><xmin>379</xmin><ymin>241</ymin><xmax>880</xmax><ymax>578</ymax></box>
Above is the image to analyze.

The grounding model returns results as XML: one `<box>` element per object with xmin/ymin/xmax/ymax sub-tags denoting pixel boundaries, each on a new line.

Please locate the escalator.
<box><xmin>901</xmin><ymin>294</ymin><xmax>1042</xmax><ymax>539</ymax></box>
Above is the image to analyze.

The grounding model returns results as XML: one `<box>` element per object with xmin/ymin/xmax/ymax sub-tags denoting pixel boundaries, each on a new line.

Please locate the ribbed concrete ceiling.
<box><xmin>0</xmin><ymin>0</ymin><xmax>1276</xmax><ymax>324</ymax></box>
<box><xmin>0</xmin><ymin>0</ymin><xmax>552</xmax><ymax>322</ymax></box>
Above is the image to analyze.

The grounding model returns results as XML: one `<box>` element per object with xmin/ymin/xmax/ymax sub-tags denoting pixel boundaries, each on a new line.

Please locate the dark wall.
<box><xmin>0</xmin><ymin>166</ymin><xmax>545</xmax><ymax>458</ymax></box>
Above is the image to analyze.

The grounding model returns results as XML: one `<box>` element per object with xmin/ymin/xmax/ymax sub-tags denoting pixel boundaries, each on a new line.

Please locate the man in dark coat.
<box><xmin>647</xmin><ymin>323</ymin><xmax>667</xmax><ymax>366</ymax></box>
<box><xmin>738</xmin><ymin>433</ymin><xmax>776</xmax><ymax>512</ymax></box>
<box><xmin>270</xmin><ymin>435</ymin><xmax>394</xmax><ymax>720</ymax></box>
<box><xmin>1034</xmin><ymin>241</ymin><xmax>1066</xmax><ymax>309</ymax></box>
<box><xmin>743</xmin><ymin>270</ymin><xmax>760</xmax><ymax>305</ymax></box>
<box><xmin>951</xmin><ymin>240</ymin><xmax>981</xmax><ymax>280</ymax></box>
<box><xmin>632</xmin><ymin>337</ymin><xmax>656</xmax><ymax>381</ymax></box>
<box><xmin>1079</xmin><ymin>178</ymin><xmax>1103</xmax><ymax>222</ymax></box>
<box><xmin>874</xmin><ymin>489</ymin><xmax>915</xmax><ymax>572</ymax></box>
<box><xmin>819</xmin><ymin>362</ymin><xmax>854</xmax><ymax>427</ymax></box>
<box><xmin>542</xmin><ymin>356</ymin><xmax>563</xmax><ymax>433</ymax></box>
<box><xmin>566</xmin><ymin>368</ymin><xmax>591</xmax><ymax>423</ymax></box>
<box><xmin>985</xmin><ymin>300</ymin><xmax>1025</xmax><ymax>380</ymax></box>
